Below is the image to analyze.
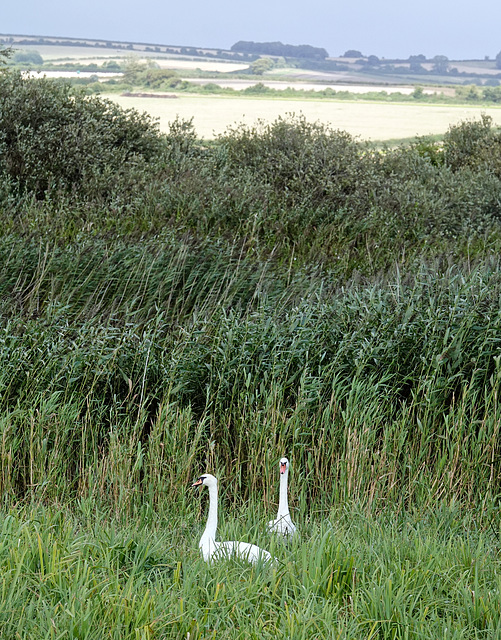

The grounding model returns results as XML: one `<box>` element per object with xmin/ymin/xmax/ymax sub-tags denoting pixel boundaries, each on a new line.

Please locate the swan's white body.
<box><xmin>268</xmin><ymin>457</ymin><xmax>297</xmax><ymax>538</ymax></box>
<box><xmin>193</xmin><ymin>473</ymin><xmax>274</xmax><ymax>565</ymax></box>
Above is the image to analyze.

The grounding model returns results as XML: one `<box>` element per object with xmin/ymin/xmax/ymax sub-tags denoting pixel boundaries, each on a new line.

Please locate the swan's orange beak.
<box><xmin>192</xmin><ymin>478</ymin><xmax>204</xmax><ymax>488</ymax></box>
<box><xmin>280</xmin><ymin>462</ymin><xmax>287</xmax><ymax>474</ymax></box>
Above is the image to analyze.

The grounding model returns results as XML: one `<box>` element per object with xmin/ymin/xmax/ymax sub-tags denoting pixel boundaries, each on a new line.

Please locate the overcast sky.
<box><xmin>2</xmin><ymin>0</ymin><xmax>501</xmax><ymax>60</ymax></box>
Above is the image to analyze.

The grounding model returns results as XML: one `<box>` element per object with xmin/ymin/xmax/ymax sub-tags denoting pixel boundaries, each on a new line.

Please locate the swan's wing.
<box><xmin>216</xmin><ymin>541</ymin><xmax>275</xmax><ymax>564</ymax></box>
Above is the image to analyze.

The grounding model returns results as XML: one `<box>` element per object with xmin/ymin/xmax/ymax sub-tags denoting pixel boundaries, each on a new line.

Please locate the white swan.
<box><xmin>268</xmin><ymin>457</ymin><xmax>297</xmax><ymax>538</ymax></box>
<box><xmin>192</xmin><ymin>473</ymin><xmax>274</xmax><ymax>565</ymax></box>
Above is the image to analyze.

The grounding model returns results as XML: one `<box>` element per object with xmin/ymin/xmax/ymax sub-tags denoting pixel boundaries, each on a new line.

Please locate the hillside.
<box><xmin>2</xmin><ymin>32</ymin><xmax>500</xmax><ymax>87</ymax></box>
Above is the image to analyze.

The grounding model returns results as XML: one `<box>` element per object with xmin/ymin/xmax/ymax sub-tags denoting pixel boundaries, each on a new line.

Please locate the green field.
<box><xmin>1</xmin><ymin>68</ymin><xmax>501</xmax><ymax>639</ymax></box>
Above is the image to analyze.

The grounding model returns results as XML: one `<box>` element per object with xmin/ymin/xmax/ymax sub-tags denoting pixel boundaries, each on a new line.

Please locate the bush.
<box><xmin>0</xmin><ymin>71</ymin><xmax>163</xmax><ymax>202</ymax></box>
<box><xmin>442</xmin><ymin>114</ymin><xmax>501</xmax><ymax>171</ymax></box>
<box><xmin>12</xmin><ymin>50</ymin><xmax>43</xmax><ymax>65</ymax></box>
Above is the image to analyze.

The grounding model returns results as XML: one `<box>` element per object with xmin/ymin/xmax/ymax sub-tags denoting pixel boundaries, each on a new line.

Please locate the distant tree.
<box><xmin>242</xmin><ymin>82</ymin><xmax>270</xmax><ymax>94</ymax></box>
<box><xmin>496</xmin><ymin>50</ymin><xmax>501</xmax><ymax>69</ymax></box>
<box><xmin>102</xmin><ymin>60</ymin><xmax>121</xmax><ymax>71</ymax></box>
<box><xmin>409</xmin><ymin>54</ymin><xmax>426</xmax><ymax>62</ymax></box>
<box><xmin>342</xmin><ymin>49</ymin><xmax>363</xmax><ymax>58</ymax></box>
<box><xmin>13</xmin><ymin>50</ymin><xmax>43</xmax><ymax>65</ymax></box>
<box><xmin>484</xmin><ymin>85</ymin><xmax>501</xmax><ymax>101</ymax></box>
<box><xmin>459</xmin><ymin>84</ymin><xmax>481</xmax><ymax>101</ymax></box>
<box><xmin>367</xmin><ymin>55</ymin><xmax>380</xmax><ymax>66</ymax></box>
<box><xmin>274</xmin><ymin>56</ymin><xmax>287</xmax><ymax>68</ymax></box>
<box><xmin>251</xmin><ymin>57</ymin><xmax>274</xmax><ymax>75</ymax></box>
<box><xmin>231</xmin><ymin>41</ymin><xmax>328</xmax><ymax>60</ymax></box>
<box><xmin>409</xmin><ymin>62</ymin><xmax>425</xmax><ymax>73</ymax></box>
<box><xmin>432</xmin><ymin>55</ymin><xmax>449</xmax><ymax>74</ymax></box>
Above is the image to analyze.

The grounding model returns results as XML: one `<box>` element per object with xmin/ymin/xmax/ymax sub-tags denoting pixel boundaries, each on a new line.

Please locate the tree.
<box><xmin>342</xmin><ymin>49</ymin><xmax>363</xmax><ymax>58</ymax></box>
<box><xmin>496</xmin><ymin>50</ymin><xmax>501</xmax><ymax>70</ymax></box>
<box><xmin>13</xmin><ymin>50</ymin><xmax>43</xmax><ymax>65</ymax></box>
<box><xmin>251</xmin><ymin>57</ymin><xmax>274</xmax><ymax>75</ymax></box>
<box><xmin>231</xmin><ymin>41</ymin><xmax>328</xmax><ymax>60</ymax></box>
<box><xmin>409</xmin><ymin>62</ymin><xmax>425</xmax><ymax>73</ymax></box>
<box><xmin>432</xmin><ymin>55</ymin><xmax>449</xmax><ymax>74</ymax></box>
<box><xmin>0</xmin><ymin>71</ymin><xmax>162</xmax><ymax>201</ymax></box>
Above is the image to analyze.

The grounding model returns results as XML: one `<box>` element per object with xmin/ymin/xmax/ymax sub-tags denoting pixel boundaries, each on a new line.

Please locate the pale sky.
<box><xmin>2</xmin><ymin>0</ymin><xmax>501</xmax><ymax>60</ymax></box>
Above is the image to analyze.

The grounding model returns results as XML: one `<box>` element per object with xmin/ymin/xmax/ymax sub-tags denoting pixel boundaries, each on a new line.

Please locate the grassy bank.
<box><xmin>1</xmin><ymin>501</ymin><xmax>501</xmax><ymax>639</ymax></box>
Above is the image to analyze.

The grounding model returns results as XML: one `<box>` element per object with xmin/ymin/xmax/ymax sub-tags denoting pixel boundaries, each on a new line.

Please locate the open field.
<box><xmin>154</xmin><ymin>59</ymin><xmax>249</xmax><ymax>72</ymax></box>
<box><xmin>11</xmin><ymin>42</ymin><xmax>249</xmax><ymax>72</ymax></box>
<box><xmin>10</xmin><ymin>37</ymin><xmax>501</xmax><ymax>86</ymax></box>
<box><xmin>27</xmin><ymin>70</ymin><xmax>122</xmax><ymax>80</ymax></box>
<box><xmin>7</xmin><ymin>43</ymin><xmax>132</xmax><ymax>60</ymax></box>
<box><xmin>104</xmin><ymin>92</ymin><xmax>501</xmax><ymax>140</ymax></box>
<box><xmin>27</xmin><ymin>68</ymin><xmax>451</xmax><ymax>95</ymax></box>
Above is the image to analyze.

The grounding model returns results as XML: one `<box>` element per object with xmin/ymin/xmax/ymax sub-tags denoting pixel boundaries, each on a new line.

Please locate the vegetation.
<box><xmin>231</xmin><ymin>40</ymin><xmax>329</xmax><ymax>60</ymax></box>
<box><xmin>30</xmin><ymin>56</ymin><xmax>501</xmax><ymax>106</ymax></box>
<box><xmin>1</xmin><ymin>70</ymin><xmax>501</xmax><ymax>638</ymax></box>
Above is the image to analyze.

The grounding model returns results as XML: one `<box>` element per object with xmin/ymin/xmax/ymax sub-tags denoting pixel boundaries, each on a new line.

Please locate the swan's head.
<box><xmin>280</xmin><ymin>457</ymin><xmax>289</xmax><ymax>474</ymax></box>
<box><xmin>192</xmin><ymin>473</ymin><xmax>217</xmax><ymax>489</ymax></box>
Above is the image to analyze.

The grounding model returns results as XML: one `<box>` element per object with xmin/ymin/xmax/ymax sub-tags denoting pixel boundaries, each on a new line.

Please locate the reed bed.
<box><xmin>0</xmin><ymin>234</ymin><xmax>500</xmax><ymax>513</ymax></box>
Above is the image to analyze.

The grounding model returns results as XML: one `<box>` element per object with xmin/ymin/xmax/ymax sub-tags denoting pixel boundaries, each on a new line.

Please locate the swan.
<box><xmin>192</xmin><ymin>473</ymin><xmax>274</xmax><ymax>565</ymax></box>
<box><xmin>268</xmin><ymin>457</ymin><xmax>297</xmax><ymax>538</ymax></box>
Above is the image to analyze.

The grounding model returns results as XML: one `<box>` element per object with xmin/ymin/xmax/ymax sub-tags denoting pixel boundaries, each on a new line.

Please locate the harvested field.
<box><xmin>104</xmin><ymin>92</ymin><xmax>501</xmax><ymax>140</ymax></box>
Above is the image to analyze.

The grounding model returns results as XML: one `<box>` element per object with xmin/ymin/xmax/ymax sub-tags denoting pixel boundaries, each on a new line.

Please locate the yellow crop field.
<box><xmin>103</xmin><ymin>93</ymin><xmax>501</xmax><ymax>141</ymax></box>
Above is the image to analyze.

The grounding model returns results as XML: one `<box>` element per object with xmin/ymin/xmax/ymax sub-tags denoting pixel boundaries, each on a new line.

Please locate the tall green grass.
<box><xmin>1</xmin><ymin>501</ymin><xmax>500</xmax><ymax>639</ymax></box>
<box><xmin>0</xmin><ymin>233</ymin><xmax>500</xmax><ymax>511</ymax></box>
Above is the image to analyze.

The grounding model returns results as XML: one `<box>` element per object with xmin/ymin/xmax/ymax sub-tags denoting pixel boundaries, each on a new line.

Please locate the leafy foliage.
<box><xmin>231</xmin><ymin>40</ymin><xmax>328</xmax><ymax>59</ymax></box>
<box><xmin>0</xmin><ymin>71</ymin><xmax>162</xmax><ymax>202</ymax></box>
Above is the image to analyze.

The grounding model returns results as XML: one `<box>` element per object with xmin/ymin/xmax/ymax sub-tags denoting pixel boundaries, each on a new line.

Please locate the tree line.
<box><xmin>231</xmin><ymin>40</ymin><xmax>328</xmax><ymax>60</ymax></box>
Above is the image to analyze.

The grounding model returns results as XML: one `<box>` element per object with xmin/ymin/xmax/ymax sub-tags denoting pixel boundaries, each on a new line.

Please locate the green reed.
<box><xmin>0</xmin><ymin>233</ymin><xmax>500</xmax><ymax>512</ymax></box>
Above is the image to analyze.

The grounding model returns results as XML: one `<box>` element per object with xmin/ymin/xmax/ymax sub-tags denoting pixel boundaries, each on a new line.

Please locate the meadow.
<box><xmin>104</xmin><ymin>91</ymin><xmax>501</xmax><ymax>140</ymax></box>
<box><xmin>1</xmin><ymin>69</ymin><xmax>501</xmax><ymax>638</ymax></box>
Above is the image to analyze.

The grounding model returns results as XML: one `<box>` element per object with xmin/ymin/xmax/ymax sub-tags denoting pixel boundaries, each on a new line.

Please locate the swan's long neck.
<box><xmin>201</xmin><ymin>483</ymin><xmax>218</xmax><ymax>545</ymax></box>
<box><xmin>278</xmin><ymin>470</ymin><xmax>289</xmax><ymax>516</ymax></box>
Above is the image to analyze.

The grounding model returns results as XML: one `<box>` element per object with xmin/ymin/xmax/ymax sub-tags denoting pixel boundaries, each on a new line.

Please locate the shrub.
<box><xmin>0</xmin><ymin>71</ymin><xmax>163</xmax><ymax>202</ymax></box>
<box><xmin>12</xmin><ymin>50</ymin><xmax>44</xmax><ymax>65</ymax></box>
<box><xmin>442</xmin><ymin>114</ymin><xmax>499</xmax><ymax>171</ymax></box>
